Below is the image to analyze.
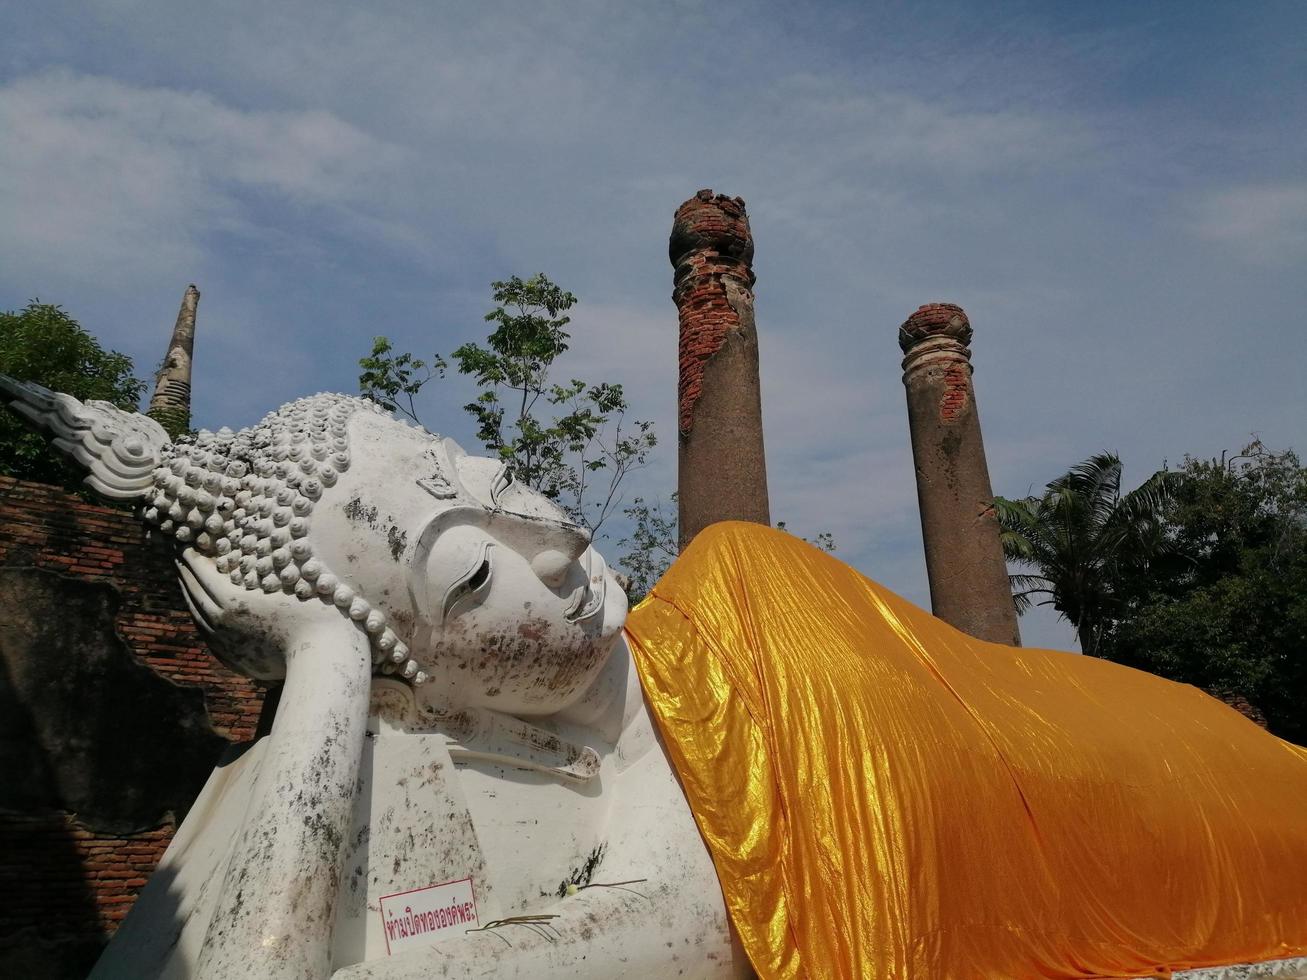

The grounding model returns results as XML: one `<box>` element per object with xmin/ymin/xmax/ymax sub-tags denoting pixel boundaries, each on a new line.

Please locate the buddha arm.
<box><xmin>198</xmin><ymin>619</ymin><xmax>374</xmax><ymax>980</ymax></box>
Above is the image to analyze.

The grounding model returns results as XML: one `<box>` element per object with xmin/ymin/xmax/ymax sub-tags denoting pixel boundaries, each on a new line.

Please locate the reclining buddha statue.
<box><xmin>4</xmin><ymin>375</ymin><xmax>1307</xmax><ymax>980</ymax></box>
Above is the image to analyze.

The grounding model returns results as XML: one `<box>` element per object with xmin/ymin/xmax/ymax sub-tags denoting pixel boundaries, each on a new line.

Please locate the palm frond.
<box><xmin>1053</xmin><ymin>453</ymin><xmax>1123</xmax><ymax>532</ymax></box>
<box><xmin>1109</xmin><ymin>469</ymin><xmax>1179</xmax><ymax>531</ymax></box>
<box><xmin>1009</xmin><ymin>573</ymin><xmax>1052</xmax><ymax>592</ymax></box>
<box><xmin>1007</xmin><ymin>572</ymin><xmax>1053</xmax><ymax>615</ymax></box>
<box><xmin>996</xmin><ymin>452</ymin><xmax>1178</xmax><ymax>649</ymax></box>
<box><xmin>994</xmin><ymin>496</ymin><xmax>1039</xmax><ymax>553</ymax></box>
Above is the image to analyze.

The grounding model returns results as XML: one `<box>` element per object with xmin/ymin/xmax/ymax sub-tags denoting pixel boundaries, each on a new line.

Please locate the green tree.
<box><xmin>0</xmin><ymin>302</ymin><xmax>146</xmax><ymax>491</ymax></box>
<box><xmin>360</xmin><ymin>274</ymin><xmax>656</xmax><ymax>535</ymax></box>
<box><xmin>995</xmin><ymin>453</ymin><xmax>1177</xmax><ymax>657</ymax></box>
<box><xmin>1104</xmin><ymin>443</ymin><xmax>1307</xmax><ymax>742</ymax></box>
<box><xmin>357</xmin><ymin>336</ymin><xmax>446</xmax><ymax>426</ymax></box>
<box><xmin>617</xmin><ymin>495</ymin><xmax>679</xmax><ymax>602</ymax></box>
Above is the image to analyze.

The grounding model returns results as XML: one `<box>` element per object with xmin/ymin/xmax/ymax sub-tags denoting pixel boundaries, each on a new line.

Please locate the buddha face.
<box><xmin>407</xmin><ymin>456</ymin><xmax>629</xmax><ymax>715</ymax></box>
<box><xmin>293</xmin><ymin>410</ymin><xmax>629</xmax><ymax>717</ymax></box>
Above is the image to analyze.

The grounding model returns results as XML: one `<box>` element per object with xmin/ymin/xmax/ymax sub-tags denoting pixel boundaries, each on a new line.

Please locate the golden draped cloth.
<box><xmin>625</xmin><ymin>522</ymin><xmax>1307</xmax><ymax>979</ymax></box>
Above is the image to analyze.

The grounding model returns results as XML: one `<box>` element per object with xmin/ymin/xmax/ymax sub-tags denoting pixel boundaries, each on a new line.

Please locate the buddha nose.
<box><xmin>530</xmin><ymin>526</ymin><xmax>591</xmax><ymax>588</ymax></box>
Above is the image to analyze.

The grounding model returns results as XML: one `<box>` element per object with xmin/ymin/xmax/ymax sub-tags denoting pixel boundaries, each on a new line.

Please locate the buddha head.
<box><xmin>0</xmin><ymin>380</ymin><xmax>629</xmax><ymax>717</ymax></box>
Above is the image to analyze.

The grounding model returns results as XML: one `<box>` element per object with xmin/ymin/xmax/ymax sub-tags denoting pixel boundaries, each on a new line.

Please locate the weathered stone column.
<box><xmin>670</xmin><ymin>189</ymin><xmax>770</xmax><ymax>548</ymax></box>
<box><xmin>148</xmin><ymin>283</ymin><xmax>199</xmax><ymax>438</ymax></box>
<box><xmin>899</xmin><ymin>303</ymin><xmax>1020</xmax><ymax>645</ymax></box>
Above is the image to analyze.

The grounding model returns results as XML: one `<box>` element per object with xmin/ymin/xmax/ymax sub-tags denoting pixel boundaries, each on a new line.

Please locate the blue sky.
<box><xmin>3</xmin><ymin>2</ymin><xmax>1304</xmax><ymax>649</ymax></box>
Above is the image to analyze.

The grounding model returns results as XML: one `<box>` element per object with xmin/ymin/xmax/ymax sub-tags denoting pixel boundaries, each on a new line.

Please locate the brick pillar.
<box><xmin>670</xmin><ymin>189</ymin><xmax>770</xmax><ymax>548</ymax></box>
<box><xmin>899</xmin><ymin>303</ymin><xmax>1020</xmax><ymax>645</ymax></box>
<box><xmin>147</xmin><ymin>284</ymin><xmax>199</xmax><ymax>438</ymax></box>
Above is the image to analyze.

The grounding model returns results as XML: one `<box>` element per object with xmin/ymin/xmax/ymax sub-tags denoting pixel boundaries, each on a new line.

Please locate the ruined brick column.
<box><xmin>899</xmin><ymin>303</ymin><xmax>1020</xmax><ymax>645</ymax></box>
<box><xmin>670</xmin><ymin>189</ymin><xmax>770</xmax><ymax>549</ymax></box>
<box><xmin>148</xmin><ymin>284</ymin><xmax>199</xmax><ymax>438</ymax></box>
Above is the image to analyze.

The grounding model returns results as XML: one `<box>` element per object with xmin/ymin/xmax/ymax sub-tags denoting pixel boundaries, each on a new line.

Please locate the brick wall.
<box><xmin>0</xmin><ymin>476</ymin><xmax>266</xmax><ymax>974</ymax></box>
<box><xmin>669</xmin><ymin>189</ymin><xmax>756</xmax><ymax>436</ymax></box>
<box><xmin>0</xmin><ymin>813</ymin><xmax>171</xmax><ymax>941</ymax></box>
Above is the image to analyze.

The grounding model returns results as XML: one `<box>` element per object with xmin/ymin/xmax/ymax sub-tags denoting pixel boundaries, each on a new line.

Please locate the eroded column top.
<box><xmin>898</xmin><ymin>302</ymin><xmax>972</xmax><ymax>353</ymax></box>
<box><xmin>669</xmin><ymin>189</ymin><xmax>755</xmax><ymax>285</ymax></box>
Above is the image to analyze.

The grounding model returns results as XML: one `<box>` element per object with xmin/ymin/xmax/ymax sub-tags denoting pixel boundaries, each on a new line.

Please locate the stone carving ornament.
<box><xmin>0</xmin><ymin>376</ymin><xmax>752</xmax><ymax>979</ymax></box>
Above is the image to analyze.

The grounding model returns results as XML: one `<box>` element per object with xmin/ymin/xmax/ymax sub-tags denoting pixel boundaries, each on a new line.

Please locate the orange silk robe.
<box><xmin>626</xmin><ymin>522</ymin><xmax>1307</xmax><ymax>979</ymax></box>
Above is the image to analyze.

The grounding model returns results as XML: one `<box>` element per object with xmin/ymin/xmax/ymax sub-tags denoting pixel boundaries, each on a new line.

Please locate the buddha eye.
<box><xmin>441</xmin><ymin>543</ymin><xmax>494</xmax><ymax>623</ymax></box>
<box><xmin>466</xmin><ymin>557</ymin><xmax>491</xmax><ymax>591</ymax></box>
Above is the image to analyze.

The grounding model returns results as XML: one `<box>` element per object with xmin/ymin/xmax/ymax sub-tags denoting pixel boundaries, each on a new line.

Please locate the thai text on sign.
<box><xmin>378</xmin><ymin>877</ymin><xmax>479</xmax><ymax>955</ymax></box>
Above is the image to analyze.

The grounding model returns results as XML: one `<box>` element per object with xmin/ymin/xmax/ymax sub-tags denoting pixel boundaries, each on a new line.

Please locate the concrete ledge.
<box><xmin>1177</xmin><ymin>956</ymin><xmax>1307</xmax><ymax>979</ymax></box>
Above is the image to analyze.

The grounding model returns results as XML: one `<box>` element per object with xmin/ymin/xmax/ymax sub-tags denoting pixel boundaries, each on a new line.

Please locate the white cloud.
<box><xmin>0</xmin><ymin>70</ymin><xmax>406</xmax><ymax>293</ymax></box>
<box><xmin>1190</xmin><ymin>183</ymin><xmax>1307</xmax><ymax>264</ymax></box>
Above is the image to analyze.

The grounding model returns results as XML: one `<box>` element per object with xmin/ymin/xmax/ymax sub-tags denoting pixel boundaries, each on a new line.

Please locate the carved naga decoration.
<box><xmin>0</xmin><ymin>376</ymin><xmax>750</xmax><ymax>980</ymax></box>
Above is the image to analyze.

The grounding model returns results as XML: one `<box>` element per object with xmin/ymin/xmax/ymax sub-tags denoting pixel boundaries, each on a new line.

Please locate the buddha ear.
<box><xmin>0</xmin><ymin>374</ymin><xmax>170</xmax><ymax>500</ymax></box>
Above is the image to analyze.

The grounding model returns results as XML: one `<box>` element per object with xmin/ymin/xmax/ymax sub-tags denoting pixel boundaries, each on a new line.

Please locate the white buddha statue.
<box><xmin>0</xmin><ymin>377</ymin><xmax>751</xmax><ymax>980</ymax></box>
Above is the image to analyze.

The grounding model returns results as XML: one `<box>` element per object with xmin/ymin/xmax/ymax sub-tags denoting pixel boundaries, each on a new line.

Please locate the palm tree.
<box><xmin>995</xmin><ymin>454</ymin><xmax>1178</xmax><ymax>657</ymax></box>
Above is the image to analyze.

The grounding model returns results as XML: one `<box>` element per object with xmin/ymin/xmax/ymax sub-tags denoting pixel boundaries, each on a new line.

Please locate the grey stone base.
<box><xmin>1177</xmin><ymin>956</ymin><xmax>1307</xmax><ymax>979</ymax></box>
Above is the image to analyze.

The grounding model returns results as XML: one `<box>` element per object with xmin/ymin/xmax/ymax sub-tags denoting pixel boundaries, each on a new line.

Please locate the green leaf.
<box><xmin>0</xmin><ymin>302</ymin><xmax>146</xmax><ymax>494</ymax></box>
